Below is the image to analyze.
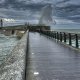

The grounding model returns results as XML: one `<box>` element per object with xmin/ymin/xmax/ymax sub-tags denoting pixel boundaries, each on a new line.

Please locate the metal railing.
<box><xmin>38</xmin><ymin>30</ymin><xmax>80</xmax><ymax>48</ymax></box>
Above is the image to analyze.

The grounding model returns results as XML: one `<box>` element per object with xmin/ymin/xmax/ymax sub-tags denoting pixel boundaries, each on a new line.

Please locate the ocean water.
<box><xmin>0</xmin><ymin>32</ymin><xmax>27</xmax><ymax>80</ymax></box>
<box><xmin>0</xmin><ymin>34</ymin><xmax>18</xmax><ymax>65</ymax></box>
<box><xmin>51</xmin><ymin>24</ymin><xmax>80</xmax><ymax>33</ymax></box>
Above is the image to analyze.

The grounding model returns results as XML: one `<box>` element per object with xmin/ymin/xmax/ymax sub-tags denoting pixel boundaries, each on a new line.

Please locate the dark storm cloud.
<box><xmin>0</xmin><ymin>0</ymin><xmax>47</xmax><ymax>10</ymax></box>
<box><xmin>0</xmin><ymin>0</ymin><xmax>46</xmax><ymax>24</ymax></box>
<box><xmin>0</xmin><ymin>0</ymin><xmax>80</xmax><ymax>26</ymax></box>
<box><xmin>56</xmin><ymin>0</ymin><xmax>71</xmax><ymax>4</ymax></box>
<box><xmin>54</xmin><ymin>0</ymin><xmax>80</xmax><ymax>22</ymax></box>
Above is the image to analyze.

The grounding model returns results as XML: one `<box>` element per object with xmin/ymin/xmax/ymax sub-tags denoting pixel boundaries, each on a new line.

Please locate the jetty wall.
<box><xmin>0</xmin><ymin>31</ymin><xmax>28</xmax><ymax>80</ymax></box>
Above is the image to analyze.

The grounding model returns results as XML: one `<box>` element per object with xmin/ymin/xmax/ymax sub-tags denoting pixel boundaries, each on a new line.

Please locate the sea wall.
<box><xmin>0</xmin><ymin>29</ymin><xmax>26</xmax><ymax>36</ymax></box>
<box><xmin>0</xmin><ymin>31</ymin><xmax>28</xmax><ymax>80</ymax></box>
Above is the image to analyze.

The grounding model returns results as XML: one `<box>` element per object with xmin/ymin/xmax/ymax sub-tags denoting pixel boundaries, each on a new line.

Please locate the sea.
<box><xmin>51</xmin><ymin>24</ymin><xmax>80</xmax><ymax>33</ymax></box>
<box><xmin>0</xmin><ymin>34</ymin><xmax>18</xmax><ymax>65</ymax></box>
<box><xmin>0</xmin><ymin>33</ymin><xmax>24</xmax><ymax>80</ymax></box>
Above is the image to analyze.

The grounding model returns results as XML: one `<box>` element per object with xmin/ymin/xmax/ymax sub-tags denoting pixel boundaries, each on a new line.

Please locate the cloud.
<box><xmin>0</xmin><ymin>0</ymin><xmax>47</xmax><ymax>23</ymax></box>
<box><xmin>0</xmin><ymin>0</ymin><xmax>80</xmax><ymax>26</ymax></box>
<box><xmin>0</xmin><ymin>0</ymin><xmax>46</xmax><ymax>10</ymax></box>
<box><xmin>55</xmin><ymin>3</ymin><xmax>80</xmax><ymax>22</ymax></box>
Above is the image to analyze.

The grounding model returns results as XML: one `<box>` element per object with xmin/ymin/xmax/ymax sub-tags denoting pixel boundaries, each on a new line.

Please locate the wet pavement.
<box><xmin>27</xmin><ymin>32</ymin><xmax>80</xmax><ymax>80</ymax></box>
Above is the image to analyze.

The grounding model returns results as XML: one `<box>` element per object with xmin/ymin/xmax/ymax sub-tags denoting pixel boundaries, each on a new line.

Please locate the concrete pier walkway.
<box><xmin>27</xmin><ymin>32</ymin><xmax>80</xmax><ymax>80</ymax></box>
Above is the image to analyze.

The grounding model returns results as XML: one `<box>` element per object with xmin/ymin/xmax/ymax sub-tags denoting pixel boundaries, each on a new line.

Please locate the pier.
<box><xmin>0</xmin><ymin>0</ymin><xmax>80</xmax><ymax>79</ymax></box>
<box><xmin>0</xmin><ymin>26</ymin><xmax>80</xmax><ymax>80</ymax></box>
<box><xmin>25</xmin><ymin>28</ymin><xmax>80</xmax><ymax>80</ymax></box>
<box><xmin>25</xmin><ymin>31</ymin><xmax>80</xmax><ymax>80</ymax></box>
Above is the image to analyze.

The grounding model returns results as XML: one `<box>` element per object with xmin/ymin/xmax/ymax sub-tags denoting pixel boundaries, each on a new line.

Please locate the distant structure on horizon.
<box><xmin>39</xmin><ymin>5</ymin><xmax>56</xmax><ymax>26</ymax></box>
<box><xmin>0</xmin><ymin>19</ymin><xmax>3</xmax><ymax>27</ymax></box>
<box><xmin>25</xmin><ymin>22</ymin><xmax>30</xmax><ymax>26</ymax></box>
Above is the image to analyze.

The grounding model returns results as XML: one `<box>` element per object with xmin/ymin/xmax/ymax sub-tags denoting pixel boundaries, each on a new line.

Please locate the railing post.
<box><xmin>57</xmin><ymin>32</ymin><xmax>59</xmax><ymax>40</ymax></box>
<box><xmin>69</xmin><ymin>33</ymin><xmax>72</xmax><ymax>46</ymax></box>
<box><xmin>46</xmin><ymin>31</ymin><xmax>48</xmax><ymax>35</ymax></box>
<box><xmin>50</xmin><ymin>31</ymin><xmax>51</xmax><ymax>37</ymax></box>
<box><xmin>75</xmin><ymin>34</ymin><xmax>79</xmax><ymax>48</ymax></box>
<box><xmin>45</xmin><ymin>31</ymin><xmax>47</xmax><ymax>35</ymax></box>
<box><xmin>53</xmin><ymin>32</ymin><xmax>55</xmax><ymax>38</ymax></box>
<box><xmin>54</xmin><ymin>32</ymin><xmax>56</xmax><ymax>39</ymax></box>
<box><xmin>64</xmin><ymin>33</ymin><xmax>66</xmax><ymax>43</ymax></box>
<box><xmin>49</xmin><ymin>31</ymin><xmax>50</xmax><ymax>36</ymax></box>
<box><xmin>55</xmin><ymin>32</ymin><xmax>57</xmax><ymax>39</ymax></box>
<box><xmin>52</xmin><ymin>32</ymin><xmax>54</xmax><ymax>38</ymax></box>
<box><xmin>60</xmin><ymin>32</ymin><xmax>62</xmax><ymax>42</ymax></box>
<box><xmin>47</xmin><ymin>31</ymin><xmax>49</xmax><ymax>36</ymax></box>
<box><xmin>51</xmin><ymin>31</ymin><xmax>53</xmax><ymax>38</ymax></box>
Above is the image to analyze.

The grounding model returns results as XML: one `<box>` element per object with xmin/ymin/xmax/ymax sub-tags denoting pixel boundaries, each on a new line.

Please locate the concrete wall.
<box><xmin>0</xmin><ymin>29</ymin><xmax>26</xmax><ymax>36</ymax></box>
<box><xmin>0</xmin><ymin>30</ymin><xmax>13</xmax><ymax>36</ymax></box>
<box><xmin>0</xmin><ymin>31</ymin><xmax>28</xmax><ymax>80</ymax></box>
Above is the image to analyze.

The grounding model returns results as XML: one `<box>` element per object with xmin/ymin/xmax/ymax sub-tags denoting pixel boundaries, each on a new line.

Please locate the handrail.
<box><xmin>38</xmin><ymin>30</ymin><xmax>80</xmax><ymax>48</ymax></box>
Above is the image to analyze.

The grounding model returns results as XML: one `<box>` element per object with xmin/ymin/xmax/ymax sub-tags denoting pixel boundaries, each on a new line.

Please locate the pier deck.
<box><xmin>27</xmin><ymin>32</ymin><xmax>80</xmax><ymax>80</ymax></box>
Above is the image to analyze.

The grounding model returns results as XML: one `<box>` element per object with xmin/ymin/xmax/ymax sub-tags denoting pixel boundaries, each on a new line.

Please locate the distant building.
<box><xmin>25</xmin><ymin>22</ymin><xmax>30</xmax><ymax>26</ymax></box>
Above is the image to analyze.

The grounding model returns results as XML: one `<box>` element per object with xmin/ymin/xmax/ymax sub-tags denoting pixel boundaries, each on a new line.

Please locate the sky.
<box><xmin>0</xmin><ymin>0</ymin><xmax>80</xmax><ymax>28</ymax></box>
